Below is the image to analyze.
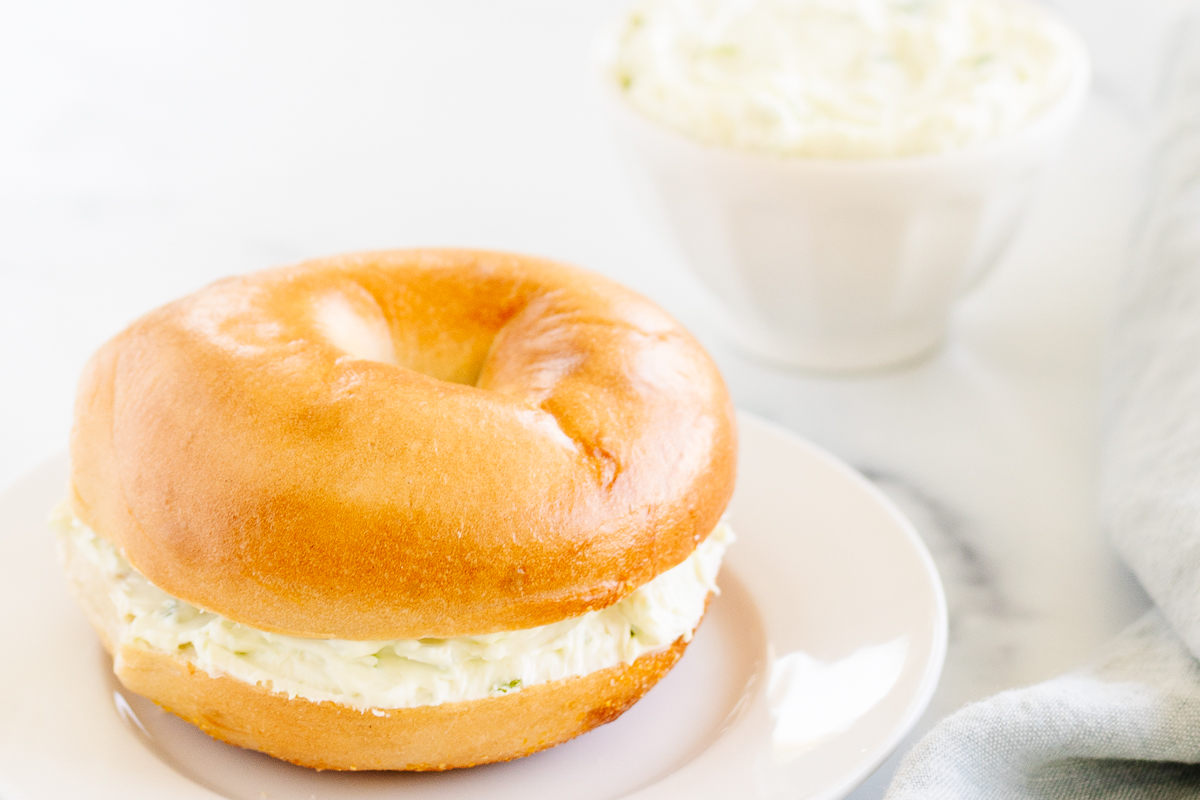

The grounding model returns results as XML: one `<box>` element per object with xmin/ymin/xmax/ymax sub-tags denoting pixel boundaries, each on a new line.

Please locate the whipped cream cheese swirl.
<box><xmin>54</xmin><ymin>508</ymin><xmax>732</xmax><ymax>711</ymax></box>
<box><xmin>610</xmin><ymin>0</ymin><xmax>1084</xmax><ymax>158</ymax></box>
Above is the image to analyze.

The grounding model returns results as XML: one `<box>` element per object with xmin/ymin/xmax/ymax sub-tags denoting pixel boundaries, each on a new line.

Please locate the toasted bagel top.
<box><xmin>69</xmin><ymin>249</ymin><xmax>737</xmax><ymax>639</ymax></box>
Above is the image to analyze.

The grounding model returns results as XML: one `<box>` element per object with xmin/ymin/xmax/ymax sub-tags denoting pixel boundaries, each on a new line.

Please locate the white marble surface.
<box><xmin>0</xmin><ymin>1</ymin><xmax>1178</xmax><ymax>796</ymax></box>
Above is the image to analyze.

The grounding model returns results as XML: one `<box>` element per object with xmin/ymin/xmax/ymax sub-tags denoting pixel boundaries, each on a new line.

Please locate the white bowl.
<box><xmin>597</xmin><ymin>18</ymin><xmax>1091</xmax><ymax>372</ymax></box>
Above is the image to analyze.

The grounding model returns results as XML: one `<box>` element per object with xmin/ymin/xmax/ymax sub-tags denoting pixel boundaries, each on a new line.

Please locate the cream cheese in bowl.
<box><xmin>610</xmin><ymin>0</ymin><xmax>1084</xmax><ymax>158</ymax></box>
<box><xmin>599</xmin><ymin>0</ymin><xmax>1089</xmax><ymax>371</ymax></box>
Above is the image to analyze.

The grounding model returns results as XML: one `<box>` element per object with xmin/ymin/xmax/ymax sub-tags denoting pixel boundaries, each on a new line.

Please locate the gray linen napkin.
<box><xmin>885</xmin><ymin>11</ymin><xmax>1200</xmax><ymax>800</ymax></box>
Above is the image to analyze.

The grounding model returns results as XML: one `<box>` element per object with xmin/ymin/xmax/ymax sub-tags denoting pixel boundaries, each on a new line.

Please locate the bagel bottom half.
<box><xmin>114</xmin><ymin>637</ymin><xmax>693</xmax><ymax>771</ymax></box>
<box><xmin>60</xmin><ymin>516</ymin><xmax>706</xmax><ymax>771</ymax></box>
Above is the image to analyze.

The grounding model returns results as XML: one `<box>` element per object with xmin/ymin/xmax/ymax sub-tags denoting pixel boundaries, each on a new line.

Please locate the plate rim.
<box><xmin>733</xmin><ymin>412</ymin><xmax>948</xmax><ymax>800</ymax></box>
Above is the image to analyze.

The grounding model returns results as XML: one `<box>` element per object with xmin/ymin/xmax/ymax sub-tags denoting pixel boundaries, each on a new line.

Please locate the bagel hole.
<box><xmin>392</xmin><ymin>333</ymin><xmax>497</xmax><ymax>386</ymax></box>
<box><xmin>315</xmin><ymin>293</ymin><xmax>400</xmax><ymax>366</ymax></box>
<box><xmin>319</xmin><ymin>276</ymin><xmax>509</xmax><ymax>386</ymax></box>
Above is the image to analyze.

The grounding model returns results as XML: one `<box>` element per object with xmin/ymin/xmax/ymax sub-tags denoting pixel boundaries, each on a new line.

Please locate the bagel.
<box><xmin>58</xmin><ymin>248</ymin><xmax>738</xmax><ymax>769</ymax></box>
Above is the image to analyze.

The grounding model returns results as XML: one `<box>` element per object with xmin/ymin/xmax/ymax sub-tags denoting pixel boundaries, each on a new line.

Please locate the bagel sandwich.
<box><xmin>55</xmin><ymin>249</ymin><xmax>738</xmax><ymax>770</ymax></box>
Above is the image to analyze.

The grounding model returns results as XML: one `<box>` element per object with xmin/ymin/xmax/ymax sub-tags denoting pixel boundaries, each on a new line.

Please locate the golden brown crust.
<box><xmin>70</xmin><ymin>249</ymin><xmax>737</xmax><ymax>639</ymax></box>
<box><xmin>113</xmin><ymin>637</ymin><xmax>690</xmax><ymax>771</ymax></box>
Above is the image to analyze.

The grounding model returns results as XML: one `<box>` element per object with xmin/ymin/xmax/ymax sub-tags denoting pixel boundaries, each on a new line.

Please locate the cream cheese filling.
<box><xmin>610</xmin><ymin>0</ymin><xmax>1083</xmax><ymax>158</ymax></box>
<box><xmin>52</xmin><ymin>507</ymin><xmax>732</xmax><ymax>711</ymax></box>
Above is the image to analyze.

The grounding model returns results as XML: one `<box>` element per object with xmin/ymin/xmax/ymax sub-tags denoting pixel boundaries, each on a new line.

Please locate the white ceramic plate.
<box><xmin>0</xmin><ymin>412</ymin><xmax>945</xmax><ymax>800</ymax></box>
